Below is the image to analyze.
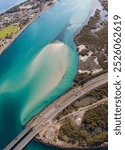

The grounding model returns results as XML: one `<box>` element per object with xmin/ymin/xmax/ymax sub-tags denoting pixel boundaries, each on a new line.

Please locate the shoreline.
<box><xmin>0</xmin><ymin>16</ymin><xmax>37</xmax><ymax>55</ymax></box>
<box><xmin>0</xmin><ymin>1</ymin><xmax>56</xmax><ymax>55</ymax></box>
<box><xmin>33</xmin><ymin>0</ymin><xmax>108</xmax><ymax>149</ymax></box>
<box><xmin>36</xmin><ymin>138</ymin><xmax>107</xmax><ymax>150</ymax></box>
<box><xmin>0</xmin><ymin>0</ymin><xmax>108</xmax><ymax>149</ymax></box>
<box><xmin>35</xmin><ymin>98</ymin><xmax>108</xmax><ymax>150</ymax></box>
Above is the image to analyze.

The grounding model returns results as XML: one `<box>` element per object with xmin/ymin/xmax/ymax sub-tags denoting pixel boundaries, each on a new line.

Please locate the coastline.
<box><xmin>35</xmin><ymin>97</ymin><xmax>108</xmax><ymax>150</ymax></box>
<box><xmin>33</xmin><ymin>0</ymin><xmax>108</xmax><ymax>149</ymax></box>
<box><xmin>0</xmin><ymin>0</ymin><xmax>108</xmax><ymax>149</ymax></box>
<box><xmin>0</xmin><ymin>1</ymin><xmax>56</xmax><ymax>55</ymax></box>
<box><xmin>0</xmin><ymin>17</ymin><xmax>36</xmax><ymax>55</ymax></box>
<box><xmin>0</xmin><ymin>0</ymin><xmax>107</xmax><ymax>149</ymax></box>
<box><xmin>36</xmin><ymin>139</ymin><xmax>108</xmax><ymax>150</ymax></box>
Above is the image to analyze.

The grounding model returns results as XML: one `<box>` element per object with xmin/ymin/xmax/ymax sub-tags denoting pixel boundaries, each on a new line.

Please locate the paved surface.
<box><xmin>57</xmin><ymin>98</ymin><xmax>108</xmax><ymax>121</ymax></box>
<box><xmin>4</xmin><ymin>73</ymin><xmax>108</xmax><ymax>150</ymax></box>
<box><xmin>3</xmin><ymin>127</ymin><xmax>32</xmax><ymax>150</ymax></box>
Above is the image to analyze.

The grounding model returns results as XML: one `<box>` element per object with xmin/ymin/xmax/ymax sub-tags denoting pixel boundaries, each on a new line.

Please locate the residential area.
<box><xmin>0</xmin><ymin>0</ymin><xmax>56</xmax><ymax>53</ymax></box>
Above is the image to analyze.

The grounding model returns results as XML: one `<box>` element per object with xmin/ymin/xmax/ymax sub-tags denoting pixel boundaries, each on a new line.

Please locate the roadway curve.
<box><xmin>4</xmin><ymin>73</ymin><xmax>108</xmax><ymax>150</ymax></box>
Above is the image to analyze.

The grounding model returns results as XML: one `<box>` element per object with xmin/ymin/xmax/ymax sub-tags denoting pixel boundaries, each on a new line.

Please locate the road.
<box><xmin>4</xmin><ymin>73</ymin><xmax>108</xmax><ymax>150</ymax></box>
<box><xmin>3</xmin><ymin>127</ymin><xmax>32</xmax><ymax>150</ymax></box>
<box><xmin>57</xmin><ymin>98</ymin><xmax>108</xmax><ymax>122</ymax></box>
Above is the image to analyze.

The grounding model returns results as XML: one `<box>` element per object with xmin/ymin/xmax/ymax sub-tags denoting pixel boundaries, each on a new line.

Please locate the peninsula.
<box><xmin>35</xmin><ymin>0</ymin><xmax>108</xmax><ymax>149</ymax></box>
<box><xmin>0</xmin><ymin>0</ymin><xmax>56</xmax><ymax>54</ymax></box>
<box><xmin>2</xmin><ymin>0</ymin><xmax>108</xmax><ymax>150</ymax></box>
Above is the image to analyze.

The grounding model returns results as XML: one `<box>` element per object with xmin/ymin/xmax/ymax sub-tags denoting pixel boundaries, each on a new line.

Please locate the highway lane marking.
<box><xmin>31</xmin><ymin>75</ymin><xmax>108</xmax><ymax>127</ymax></box>
<box><xmin>4</xmin><ymin>73</ymin><xmax>108</xmax><ymax>150</ymax></box>
<box><xmin>31</xmin><ymin>76</ymin><xmax>108</xmax><ymax>127</ymax></box>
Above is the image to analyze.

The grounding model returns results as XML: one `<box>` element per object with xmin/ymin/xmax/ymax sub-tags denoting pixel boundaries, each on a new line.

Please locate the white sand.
<box><xmin>79</xmin><ymin>55</ymin><xmax>88</xmax><ymax>62</ymax></box>
<box><xmin>92</xmin><ymin>68</ymin><xmax>103</xmax><ymax>74</ymax></box>
<box><xmin>77</xmin><ymin>44</ymin><xmax>86</xmax><ymax>52</ymax></box>
<box><xmin>21</xmin><ymin>42</ymin><xmax>69</xmax><ymax>124</ymax></box>
<box><xmin>78</xmin><ymin>69</ymin><xmax>90</xmax><ymax>74</ymax></box>
<box><xmin>87</xmin><ymin>51</ymin><xmax>93</xmax><ymax>56</ymax></box>
<box><xmin>79</xmin><ymin>50</ymin><xmax>93</xmax><ymax>62</ymax></box>
<box><xmin>94</xmin><ymin>57</ymin><xmax>99</xmax><ymax>65</ymax></box>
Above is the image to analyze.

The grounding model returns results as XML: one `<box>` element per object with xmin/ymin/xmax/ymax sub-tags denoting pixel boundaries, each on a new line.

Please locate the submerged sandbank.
<box><xmin>21</xmin><ymin>42</ymin><xmax>69</xmax><ymax>124</ymax></box>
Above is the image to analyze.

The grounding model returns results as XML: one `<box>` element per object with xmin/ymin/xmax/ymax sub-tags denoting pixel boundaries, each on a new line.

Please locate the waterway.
<box><xmin>0</xmin><ymin>0</ymin><xmax>96</xmax><ymax>149</ymax></box>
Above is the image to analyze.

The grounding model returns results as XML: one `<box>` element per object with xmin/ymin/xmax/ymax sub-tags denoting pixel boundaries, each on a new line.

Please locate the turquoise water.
<box><xmin>0</xmin><ymin>0</ymin><xmax>95</xmax><ymax>149</ymax></box>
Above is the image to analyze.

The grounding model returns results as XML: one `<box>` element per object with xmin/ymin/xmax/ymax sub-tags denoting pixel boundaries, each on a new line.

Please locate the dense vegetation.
<box><xmin>58</xmin><ymin>120</ymin><xmax>87</xmax><ymax>145</ymax></box>
<box><xmin>55</xmin><ymin>103</ymin><xmax>78</xmax><ymax>120</ymax></box>
<box><xmin>73</xmin><ymin>0</ymin><xmax>108</xmax><ymax>88</ymax></box>
<box><xmin>55</xmin><ymin>84</ymin><xmax>108</xmax><ymax>120</ymax></box>
<box><xmin>82</xmin><ymin>104</ymin><xmax>108</xmax><ymax>134</ymax></box>
<box><xmin>58</xmin><ymin>103</ymin><xmax>108</xmax><ymax>147</ymax></box>
<box><xmin>85</xmin><ymin>84</ymin><xmax>108</xmax><ymax>100</ymax></box>
<box><xmin>74</xmin><ymin>9</ymin><xmax>108</xmax><ymax>71</ymax></box>
<box><xmin>73</xmin><ymin>70</ymin><xmax>106</xmax><ymax>87</ymax></box>
<box><xmin>99</xmin><ymin>0</ymin><xmax>108</xmax><ymax>11</ymax></box>
<box><xmin>57</xmin><ymin>0</ymin><xmax>108</xmax><ymax>148</ymax></box>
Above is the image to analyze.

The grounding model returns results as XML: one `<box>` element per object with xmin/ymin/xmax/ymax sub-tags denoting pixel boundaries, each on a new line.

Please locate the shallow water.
<box><xmin>0</xmin><ymin>0</ymin><xmax>97</xmax><ymax>149</ymax></box>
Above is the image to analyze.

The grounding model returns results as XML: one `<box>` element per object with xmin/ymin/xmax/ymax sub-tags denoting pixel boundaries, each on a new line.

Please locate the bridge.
<box><xmin>4</xmin><ymin>73</ymin><xmax>108</xmax><ymax>150</ymax></box>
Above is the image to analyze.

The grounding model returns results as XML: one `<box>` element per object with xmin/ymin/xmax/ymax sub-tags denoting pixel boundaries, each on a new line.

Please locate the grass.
<box><xmin>0</xmin><ymin>25</ymin><xmax>19</xmax><ymax>39</ymax></box>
